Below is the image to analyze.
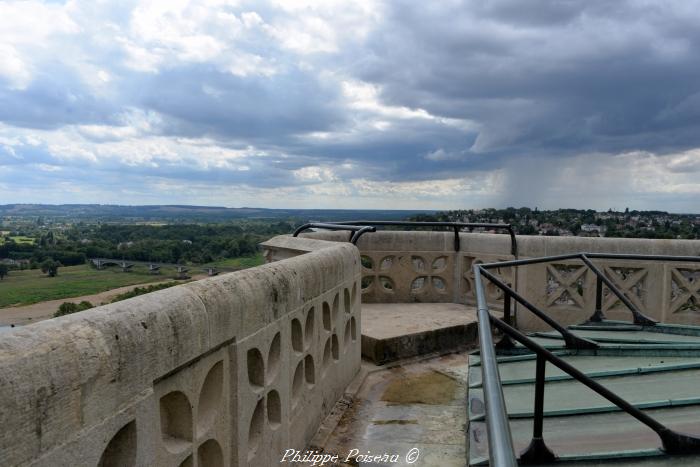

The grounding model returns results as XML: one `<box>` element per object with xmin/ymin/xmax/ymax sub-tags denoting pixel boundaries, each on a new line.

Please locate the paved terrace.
<box><xmin>0</xmin><ymin>229</ymin><xmax>699</xmax><ymax>466</ymax></box>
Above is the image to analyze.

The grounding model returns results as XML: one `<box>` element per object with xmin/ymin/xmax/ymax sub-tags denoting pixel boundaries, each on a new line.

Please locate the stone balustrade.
<box><xmin>272</xmin><ymin>231</ymin><xmax>700</xmax><ymax>330</ymax></box>
<box><xmin>0</xmin><ymin>238</ymin><xmax>361</xmax><ymax>467</ymax></box>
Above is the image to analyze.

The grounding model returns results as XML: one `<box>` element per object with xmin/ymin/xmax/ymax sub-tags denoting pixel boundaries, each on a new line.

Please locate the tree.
<box><xmin>41</xmin><ymin>259</ymin><xmax>60</xmax><ymax>277</ymax></box>
<box><xmin>55</xmin><ymin>301</ymin><xmax>93</xmax><ymax>317</ymax></box>
<box><xmin>0</xmin><ymin>264</ymin><xmax>8</xmax><ymax>280</ymax></box>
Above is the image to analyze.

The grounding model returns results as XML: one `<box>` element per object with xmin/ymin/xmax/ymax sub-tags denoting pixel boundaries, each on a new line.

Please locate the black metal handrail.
<box><xmin>292</xmin><ymin>223</ymin><xmax>376</xmax><ymax>244</ymax></box>
<box><xmin>473</xmin><ymin>253</ymin><xmax>700</xmax><ymax>465</ymax></box>
<box><xmin>328</xmin><ymin>220</ymin><xmax>518</xmax><ymax>256</ymax></box>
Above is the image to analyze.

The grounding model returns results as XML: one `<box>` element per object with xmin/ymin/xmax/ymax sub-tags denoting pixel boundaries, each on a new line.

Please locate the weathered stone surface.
<box><xmin>296</xmin><ymin>231</ymin><xmax>700</xmax><ymax>329</ymax></box>
<box><xmin>361</xmin><ymin>303</ymin><xmax>481</xmax><ymax>364</ymax></box>
<box><xmin>0</xmin><ymin>237</ymin><xmax>360</xmax><ymax>467</ymax></box>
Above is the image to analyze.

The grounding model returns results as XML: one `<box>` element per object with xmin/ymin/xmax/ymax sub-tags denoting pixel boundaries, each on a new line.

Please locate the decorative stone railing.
<box><xmin>0</xmin><ymin>237</ymin><xmax>361</xmax><ymax>467</ymax></box>
<box><xmin>272</xmin><ymin>231</ymin><xmax>700</xmax><ymax>331</ymax></box>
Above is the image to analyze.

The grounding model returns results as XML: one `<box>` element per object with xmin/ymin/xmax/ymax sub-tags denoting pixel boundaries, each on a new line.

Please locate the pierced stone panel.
<box><xmin>268</xmin><ymin>332</ymin><xmax>281</xmax><ymax>381</ymax></box>
<box><xmin>670</xmin><ymin>268</ymin><xmax>700</xmax><ymax>314</ymax></box>
<box><xmin>343</xmin><ymin>288</ymin><xmax>351</xmax><ymax>314</ymax></box>
<box><xmin>98</xmin><ymin>421</ymin><xmax>137</xmax><ymax>467</ymax></box>
<box><xmin>404</xmin><ymin>253</ymin><xmax>455</xmax><ymax>301</ymax></box>
<box><xmin>360</xmin><ymin>251</ymin><xmax>457</xmax><ymax>302</ymax></box>
<box><xmin>380</xmin><ymin>256</ymin><xmax>395</xmax><ymax>270</ymax></box>
<box><xmin>332</xmin><ymin>293</ymin><xmax>340</xmax><ymax>323</ymax></box>
<box><xmin>602</xmin><ymin>266</ymin><xmax>648</xmax><ymax>312</ymax></box>
<box><xmin>247</xmin><ymin>348</ymin><xmax>265</xmax><ymax>391</ymax></box>
<box><xmin>432</xmin><ymin>256</ymin><xmax>447</xmax><ymax>272</ymax></box>
<box><xmin>432</xmin><ymin>277</ymin><xmax>446</xmax><ymax>291</ymax></box>
<box><xmin>267</xmin><ymin>390</ymin><xmax>281</xmax><ymax>429</ymax></box>
<box><xmin>304</xmin><ymin>307</ymin><xmax>315</xmax><ymax>349</ymax></box>
<box><xmin>350</xmin><ymin>316</ymin><xmax>357</xmax><ymax>341</ymax></box>
<box><xmin>292</xmin><ymin>360</ymin><xmax>304</xmax><ymax>407</ymax></box>
<box><xmin>322</xmin><ymin>337</ymin><xmax>331</xmax><ymax>371</ymax></box>
<box><xmin>322</xmin><ymin>301</ymin><xmax>332</xmax><ymax>331</ymax></box>
<box><xmin>545</xmin><ymin>264</ymin><xmax>587</xmax><ymax>308</ymax></box>
<box><xmin>411</xmin><ymin>256</ymin><xmax>426</xmax><ymax>272</ymax></box>
<box><xmin>304</xmin><ymin>354</ymin><xmax>316</xmax><ymax>385</ymax></box>
<box><xmin>291</xmin><ymin>319</ymin><xmax>303</xmax><ymax>353</ymax></box>
<box><xmin>198</xmin><ymin>439</ymin><xmax>223</xmax><ymax>467</ymax></box>
<box><xmin>160</xmin><ymin>391</ymin><xmax>193</xmax><ymax>453</ymax></box>
<box><xmin>361</xmin><ymin>255</ymin><xmax>374</xmax><ymax>270</ymax></box>
<box><xmin>331</xmin><ymin>334</ymin><xmax>339</xmax><ymax>361</ymax></box>
<box><xmin>378</xmin><ymin>276</ymin><xmax>395</xmax><ymax>292</ymax></box>
<box><xmin>411</xmin><ymin>276</ymin><xmax>427</xmax><ymax>292</ymax></box>
<box><xmin>344</xmin><ymin>319</ymin><xmax>351</xmax><ymax>350</ymax></box>
<box><xmin>248</xmin><ymin>399</ymin><xmax>264</xmax><ymax>461</ymax></box>
<box><xmin>360</xmin><ymin>252</ymin><xmax>400</xmax><ymax>299</ymax></box>
<box><xmin>197</xmin><ymin>361</ymin><xmax>223</xmax><ymax>435</ymax></box>
<box><xmin>462</xmin><ymin>255</ymin><xmax>513</xmax><ymax>304</ymax></box>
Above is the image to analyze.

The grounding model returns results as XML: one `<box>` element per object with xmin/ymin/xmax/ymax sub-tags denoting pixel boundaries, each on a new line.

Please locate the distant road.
<box><xmin>90</xmin><ymin>258</ymin><xmax>241</xmax><ymax>273</ymax></box>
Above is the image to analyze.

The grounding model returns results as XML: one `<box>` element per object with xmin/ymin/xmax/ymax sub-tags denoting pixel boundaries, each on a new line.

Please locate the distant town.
<box><xmin>412</xmin><ymin>208</ymin><xmax>700</xmax><ymax>239</ymax></box>
<box><xmin>1</xmin><ymin>204</ymin><xmax>699</xmax><ymax>276</ymax></box>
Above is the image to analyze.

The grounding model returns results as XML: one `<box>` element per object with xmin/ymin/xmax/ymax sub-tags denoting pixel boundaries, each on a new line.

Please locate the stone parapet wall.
<box><xmin>0</xmin><ymin>238</ymin><xmax>361</xmax><ymax>467</ymax></box>
<box><xmin>512</xmin><ymin>235</ymin><xmax>700</xmax><ymax>329</ymax></box>
<box><xmin>283</xmin><ymin>231</ymin><xmax>700</xmax><ymax>330</ymax></box>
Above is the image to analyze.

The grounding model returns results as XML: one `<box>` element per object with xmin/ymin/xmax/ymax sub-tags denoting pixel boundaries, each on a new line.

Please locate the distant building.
<box><xmin>581</xmin><ymin>224</ymin><xmax>607</xmax><ymax>234</ymax></box>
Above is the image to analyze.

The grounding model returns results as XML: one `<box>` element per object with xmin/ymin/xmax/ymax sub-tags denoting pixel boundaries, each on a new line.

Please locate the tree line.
<box><xmin>0</xmin><ymin>220</ymin><xmax>294</xmax><ymax>269</ymax></box>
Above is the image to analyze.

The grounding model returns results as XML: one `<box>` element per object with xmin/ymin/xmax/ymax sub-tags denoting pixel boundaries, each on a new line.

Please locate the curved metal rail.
<box><xmin>292</xmin><ymin>223</ymin><xmax>376</xmax><ymax>245</ymax></box>
<box><xmin>328</xmin><ymin>220</ymin><xmax>518</xmax><ymax>256</ymax></box>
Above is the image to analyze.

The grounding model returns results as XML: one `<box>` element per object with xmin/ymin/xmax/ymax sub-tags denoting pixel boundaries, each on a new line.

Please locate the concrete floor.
<box><xmin>316</xmin><ymin>352</ymin><xmax>469</xmax><ymax>466</ymax></box>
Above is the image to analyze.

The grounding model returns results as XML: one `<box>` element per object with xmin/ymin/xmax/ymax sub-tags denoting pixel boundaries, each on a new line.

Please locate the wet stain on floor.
<box><xmin>381</xmin><ymin>370</ymin><xmax>459</xmax><ymax>405</ymax></box>
<box><xmin>320</xmin><ymin>353</ymin><xmax>469</xmax><ymax>466</ymax></box>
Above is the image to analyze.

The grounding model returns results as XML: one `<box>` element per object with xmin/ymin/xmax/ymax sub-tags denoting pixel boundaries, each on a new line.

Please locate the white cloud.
<box><xmin>0</xmin><ymin>44</ymin><xmax>31</xmax><ymax>90</ymax></box>
<box><xmin>0</xmin><ymin>0</ymin><xmax>700</xmax><ymax>212</ymax></box>
<box><xmin>293</xmin><ymin>165</ymin><xmax>336</xmax><ymax>182</ymax></box>
<box><xmin>0</xmin><ymin>1</ymin><xmax>79</xmax><ymax>88</ymax></box>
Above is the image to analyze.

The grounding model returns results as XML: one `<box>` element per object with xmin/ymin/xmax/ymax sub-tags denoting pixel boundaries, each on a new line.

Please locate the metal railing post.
<box><xmin>519</xmin><ymin>353</ymin><xmax>556</xmax><ymax>464</ymax></box>
<box><xmin>588</xmin><ymin>275</ymin><xmax>605</xmax><ymax>322</ymax></box>
<box><xmin>579</xmin><ymin>254</ymin><xmax>656</xmax><ymax>325</ymax></box>
<box><xmin>496</xmin><ymin>292</ymin><xmax>516</xmax><ymax>349</ymax></box>
<box><xmin>504</xmin><ymin>292</ymin><xmax>512</xmax><ymax>325</ymax></box>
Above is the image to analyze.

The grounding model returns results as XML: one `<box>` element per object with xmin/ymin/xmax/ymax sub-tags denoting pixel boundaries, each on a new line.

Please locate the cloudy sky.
<box><xmin>1</xmin><ymin>0</ymin><xmax>699</xmax><ymax>211</ymax></box>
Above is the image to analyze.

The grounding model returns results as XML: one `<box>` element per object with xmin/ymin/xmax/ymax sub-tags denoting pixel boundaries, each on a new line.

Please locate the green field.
<box><xmin>203</xmin><ymin>253</ymin><xmax>265</xmax><ymax>269</ymax></box>
<box><xmin>0</xmin><ymin>254</ymin><xmax>266</xmax><ymax>308</ymax></box>
<box><xmin>0</xmin><ymin>265</ymin><xmax>168</xmax><ymax>307</ymax></box>
<box><xmin>0</xmin><ymin>235</ymin><xmax>35</xmax><ymax>245</ymax></box>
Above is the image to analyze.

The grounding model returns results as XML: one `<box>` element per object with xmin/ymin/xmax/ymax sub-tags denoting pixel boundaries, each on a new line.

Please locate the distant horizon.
<box><xmin>1</xmin><ymin>203</ymin><xmax>698</xmax><ymax>216</ymax></box>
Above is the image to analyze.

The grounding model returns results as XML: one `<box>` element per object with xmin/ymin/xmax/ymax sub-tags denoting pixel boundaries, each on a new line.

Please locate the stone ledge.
<box><xmin>361</xmin><ymin>303</ymin><xmax>481</xmax><ymax>364</ymax></box>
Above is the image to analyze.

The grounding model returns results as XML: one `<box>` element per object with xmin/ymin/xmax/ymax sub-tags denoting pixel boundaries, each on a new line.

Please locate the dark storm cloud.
<box><xmin>131</xmin><ymin>65</ymin><xmax>346</xmax><ymax>141</ymax></box>
<box><xmin>357</xmin><ymin>0</ymin><xmax>700</xmax><ymax>157</ymax></box>
<box><xmin>0</xmin><ymin>66</ymin><xmax>120</xmax><ymax>129</ymax></box>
